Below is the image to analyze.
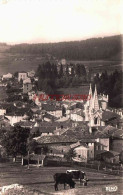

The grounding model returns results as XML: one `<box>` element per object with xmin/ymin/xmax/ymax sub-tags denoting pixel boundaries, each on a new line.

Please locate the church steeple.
<box><xmin>88</xmin><ymin>83</ymin><xmax>93</xmax><ymax>109</ymax></box>
<box><xmin>89</xmin><ymin>83</ymin><xmax>92</xmax><ymax>97</ymax></box>
<box><xmin>92</xmin><ymin>85</ymin><xmax>99</xmax><ymax>111</ymax></box>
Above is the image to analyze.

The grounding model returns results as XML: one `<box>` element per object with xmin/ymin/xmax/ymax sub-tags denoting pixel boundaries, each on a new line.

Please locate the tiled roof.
<box><xmin>56</xmin><ymin>117</ymin><xmax>69</xmax><ymax>122</ymax></box>
<box><xmin>102</xmin><ymin>125</ymin><xmax>117</xmax><ymax>135</ymax></box>
<box><xmin>6</xmin><ymin>106</ymin><xmax>32</xmax><ymax>116</ymax></box>
<box><xmin>96</xmin><ymin>150</ymin><xmax>120</xmax><ymax>158</ymax></box>
<box><xmin>0</xmin><ymin>103</ymin><xmax>14</xmax><ymax>110</ymax></box>
<box><xmin>112</xmin><ymin>129</ymin><xmax>123</xmax><ymax>139</ymax></box>
<box><xmin>70</xmin><ymin>141</ymin><xmax>81</xmax><ymax>148</ymax></box>
<box><xmin>102</xmin><ymin>111</ymin><xmax>120</xmax><ymax>122</ymax></box>
<box><xmin>93</xmin><ymin>125</ymin><xmax>120</xmax><ymax>138</ymax></box>
<box><xmin>42</xmin><ymin>103</ymin><xmax>61</xmax><ymax>111</ymax></box>
<box><xmin>94</xmin><ymin>131</ymin><xmax>110</xmax><ymax>138</ymax></box>
<box><xmin>80</xmin><ymin>139</ymin><xmax>95</xmax><ymax>143</ymax></box>
<box><xmin>44</xmin><ymin>113</ymin><xmax>57</xmax><ymax>120</ymax></box>
<box><xmin>0</xmin><ymin>116</ymin><xmax>9</xmax><ymax>121</ymax></box>
<box><xmin>14</xmin><ymin>121</ymin><xmax>35</xmax><ymax>127</ymax></box>
<box><xmin>61</xmin><ymin>124</ymin><xmax>95</xmax><ymax>140</ymax></box>
<box><xmin>31</xmin><ymin>126</ymin><xmax>55</xmax><ymax>134</ymax></box>
<box><xmin>36</xmin><ymin>134</ymin><xmax>78</xmax><ymax>144</ymax></box>
<box><xmin>74</xmin><ymin>144</ymin><xmax>89</xmax><ymax>149</ymax></box>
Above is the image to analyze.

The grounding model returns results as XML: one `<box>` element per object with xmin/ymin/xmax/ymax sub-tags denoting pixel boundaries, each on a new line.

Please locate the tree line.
<box><xmin>92</xmin><ymin>70</ymin><xmax>122</xmax><ymax>108</ymax></box>
<box><xmin>7</xmin><ymin>35</ymin><xmax>122</xmax><ymax>60</ymax></box>
<box><xmin>36</xmin><ymin>61</ymin><xmax>87</xmax><ymax>94</ymax></box>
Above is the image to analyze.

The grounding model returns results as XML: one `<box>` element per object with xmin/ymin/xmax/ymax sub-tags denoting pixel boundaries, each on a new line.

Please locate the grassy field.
<box><xmin>0</xmin><ymin>50</ymin><xmax>122</xmax><ymax>76</ymax></box>
<box><xmin>56</xmin><ymin>85</ymin><xmax>89</xmax><ymax>95</ymax></box>
<box><xmin>0</xmin><ymin>162</ymin><xmax>122</xmax><ymax>195</ymax></box>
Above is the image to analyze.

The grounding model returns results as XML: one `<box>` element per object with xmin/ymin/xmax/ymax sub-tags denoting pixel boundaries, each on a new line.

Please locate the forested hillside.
<box><xmin>7</xmin><ymin>35</ymin><xmax>122</xmax><ymax>60</ymax></box>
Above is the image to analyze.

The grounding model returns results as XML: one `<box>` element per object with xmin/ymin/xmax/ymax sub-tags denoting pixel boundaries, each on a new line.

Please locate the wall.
<box><xmin>23</xmin><ymin>83</ymin><xmax>32</xmax><ymax>94</ymax></box>
<box><xmin>74</xmin><ymin>146</ymin><xmax>88</xmax><ymax>162</ymax></box>
<box><xmin>88</xmin><ymin>143</ymin><xmax>94</xmax><ymax>160</ymax></box>
<box><xmin>111</xmin><ymin>139</ymin><xmax>123</xmax><ymax>153</ymax></box>
<box><xmin>98</xmin><ymin>138</ymin><xmax>109</xmax><ymax>151</ymax></box>
<box><xmin>6</xmin><ymin>115</ymin><xmax>24</xmax><ymax>126</ymax></box>
<box><xmin>18</xmin><ymin>73</ymin><xmax>27</xmax><ymax>82</ymax></box>
<box><xmin>0</xmin><ymin>109</ymin><xmax>6</xmax><ymax>115</ymax></box>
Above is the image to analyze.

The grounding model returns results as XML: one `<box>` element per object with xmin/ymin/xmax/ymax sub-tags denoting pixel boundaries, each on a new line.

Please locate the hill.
<box><xmin>7</xmin><ymin>35</ymin><xmax>122</xmax><ymax>61</ymax></box>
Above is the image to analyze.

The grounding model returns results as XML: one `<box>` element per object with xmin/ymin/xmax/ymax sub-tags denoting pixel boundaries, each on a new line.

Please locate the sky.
<box><xmin>0</xmin><ymin>0</ymin><xmax>122</xmax><ymax>44</ymax></box>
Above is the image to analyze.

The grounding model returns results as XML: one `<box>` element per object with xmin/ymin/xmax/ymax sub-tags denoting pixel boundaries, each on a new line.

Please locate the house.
<box><xmin>102</xmin><ymin>110</ymin><xmax>120</xmax><ymax>126</ymax></box>
<box><xmin>18</xmin><ymin>72</ymin><xmax>27</xmax><ymax>82</ymax></box>
<box><xmin>34</xmin><ymin>134</ymin><xmax>77</xmax><ymax>157</ymax></box>
<box><xmin>42</xmin><ymin>103</ymin><xmax>62</xmax><ymax>118</ymax></box>
<box><xmin>72</xmin><ymin>144</ymin><xmax>89</xmax><ymax>163</ymax></box>
<box><xmin>36</xmin><ymin>134</ymin><xmax>78</xmax><ymax>149</ymax></box>
<box><xmin>96</xmin><ymin>150</ymin><xmax>120</xmax><ymax>164</ymax></box>
<box><xmin>32</xmin><ymin>109</ymin><xmax>43</xmax><ymax>120</ymax></box>
<box><xmin>14</xmin><ymin>120</ymin><xmax>35</xmax><ymax>129</ymax></box>
<box><xmin>109</xmin><ymin>129</ymin><xmax>123</xmax><ymax>153</ymax></box>
<box><xmin>28</xmin><ymin>91</ymin><xmax>36</xmax><ymax>100</ymax></box>
<box><xmin>23</xmin><ymin>78</ymin><xmax>31</xmax><ymax>84</ymax></box>
<box><xmin>5</xmin><ymin>108</ymin><xmax>30</xmax><ymax>126</ymax></box>
<box><xmin>27</xmin><ymin>70</ymin><xmax>35</xmax><ymax>78</ymax></box>
<box><xmin>111</xmin><ymin>137</ymin><xmax>123</xmax><ymax>153</ymax></box>
<box><xmin>5</xmin><ymin>114</ymin><xmax>25</xmax><ymax>126</ymax></box>
<box><xmin>23</xmin><ymin>83</ymin><xmax>32</xmax><ymax>94</ymax></box>
<box><xmin>32</xmin><ymin>126</ymin><xmax>55</xmax><ymax>137</ymax></box>
<box><xmin>70</xmin><ymin>113</ymin><xmax>84</xmax><ymax>121</ymax></box>
<box><xmin>2</xmin><ymin>73</ymin><xmax>13</xmax><ymax>80</ymax></box>
<box><xmin>60</xmin><ymin>59</ymin><xmax>67</xmax><ymax>65</ymax></box>
<box><xmin>43</xmin><ymin>113</ymin><xmax>57</xmax><ymax>122</ymax></box>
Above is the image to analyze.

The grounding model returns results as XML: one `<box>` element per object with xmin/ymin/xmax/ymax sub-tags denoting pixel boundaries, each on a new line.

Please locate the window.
<box><xmin>96</xmin><ymin>146</ymin><xmax>98</xmax><ymax>150</ymax></box>
<box><xmin>94</xmin><ymin>117</ymin><xmax>98</xmax><ymax>124</ymax></box>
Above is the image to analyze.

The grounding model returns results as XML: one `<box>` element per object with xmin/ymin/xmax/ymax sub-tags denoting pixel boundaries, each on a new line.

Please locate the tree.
<box><xmin>1</xmin><ymin>126</ymin><xmax>30</xmax><ymax>164</ymax></box>
<box><xmin>62</xmin><ymin>106</ymin><xmax>66</xmax><ymax>116</ymax></box>
<box><xmin>75</xmin><ymin>64</ymin><xmax>81</xmax><ymax>77</ymax></box>
<box><xmin>71</xmin><ymin>66</ymin><xmax>74</xmax><ymax>77</ymax></box>
<box><xmin>119</xmin><ymin>151</ymin><xmax>123</xmax><ymax>164</ymax></box>
<box><xmin>14</xmin><ymin>71</ymin><xmax>18</xmax><ymax>78</ymax></box>
<box><xmin>26</xmin><ymin>138</ymin><xmax>38</xmax><ymax>169</ymax></box>
<box><xmin>42</xmin><ymin>145</ymin><xmax>49</xmax><ymax>155</ymax></box>
<box><xmin>64</xmin><ymin>149</ymin><xmax>77</xmax><ymax>162</ymax></box>
<box><xmin>59</xmin><ymin>64</ymin><xmax>64</xmax><ymax>78</ymax></box>
<box><xmin>65</xmin><ymin>65</ymin><xmax>69</xmax><ymax>76</ymax></box>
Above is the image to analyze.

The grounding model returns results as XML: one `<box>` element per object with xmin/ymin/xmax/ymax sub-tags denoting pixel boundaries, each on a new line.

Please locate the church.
<box><xmin>84</xmin><ymin>84</ymin><xmax>109</xmax><ymax>133</ymax></box>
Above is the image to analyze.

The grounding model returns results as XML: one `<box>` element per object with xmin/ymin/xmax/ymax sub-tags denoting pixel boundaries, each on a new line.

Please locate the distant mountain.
<box><xmin>7</xmin><ymin>35</ymin><xmax>122</xmax><ymax>61</ymax></box>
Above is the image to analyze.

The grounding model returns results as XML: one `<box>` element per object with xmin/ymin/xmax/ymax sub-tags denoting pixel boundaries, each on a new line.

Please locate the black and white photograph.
<box><xmin>0</xmin><ymin>0</ymin><xmax>122</xmax><ymax>194</ymax></box>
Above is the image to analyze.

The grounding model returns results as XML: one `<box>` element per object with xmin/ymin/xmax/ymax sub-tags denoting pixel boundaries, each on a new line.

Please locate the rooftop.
<box><xmin>36</xmin><ymin>134</ymin><xmax>78</xmax><ymax>144</ymax></box>
<box><xmin>102</xmin><ymin>110</ymin><xmax>120</xmax><ymax>122</ymax></box>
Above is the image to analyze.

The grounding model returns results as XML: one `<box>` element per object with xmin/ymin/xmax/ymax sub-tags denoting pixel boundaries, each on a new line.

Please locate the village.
<box><xmin>0</xmin><ymin>61</ymin><xmax>123</xmax><ymax>171</ymax></box>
